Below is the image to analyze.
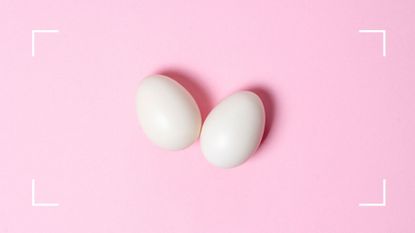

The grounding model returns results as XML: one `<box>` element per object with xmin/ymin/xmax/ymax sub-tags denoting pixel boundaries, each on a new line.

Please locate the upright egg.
<box><xmin>136</xmin><ymin>75</ymin><xmax>202</xmax><ymax>150</ymax></box>
<box><xmin>200</xmin><ymin>91</ymin><xmax>265</xmax><ymax>168</ymax></box>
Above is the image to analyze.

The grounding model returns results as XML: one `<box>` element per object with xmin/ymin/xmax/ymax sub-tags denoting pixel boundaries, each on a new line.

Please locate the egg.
<box><xmin>200</xmin><ymin>91</ymin><xmax>266</xmax><ymax>168</ymax></box>
<box><xmin>136</xmin><ymin>75</ymin><xmax>202</xmax><ymax>150</ymax></box>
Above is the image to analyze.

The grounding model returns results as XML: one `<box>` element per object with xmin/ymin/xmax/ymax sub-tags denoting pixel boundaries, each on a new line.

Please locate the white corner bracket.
<box><xmin>358</xmin><ymin>29</ymin><xmax>386</xmax><ymax>57</ymax></box>
<box><xmin>31</xmin><ymin>29</ymin><xmax>59</xmax><ymax>57</ymax></box>
<box><xmin>31</xmin><ymin>178</ymin><xmax>60</xmax><ymax>207</ymax></box>
<box><xmin>358</xmin><ymin>178</ymin><xmax>387</xmax><ymax>207</ymax></box>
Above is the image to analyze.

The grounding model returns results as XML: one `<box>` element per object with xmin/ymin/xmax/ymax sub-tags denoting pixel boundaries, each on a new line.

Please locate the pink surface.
<box><xmin>1</xmin><ymin>0</ymin><xmax>415</xmax><ymax>232</ymax></box>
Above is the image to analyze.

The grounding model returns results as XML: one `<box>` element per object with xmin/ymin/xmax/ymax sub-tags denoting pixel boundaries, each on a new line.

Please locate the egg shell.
<box><xmin>136</xmin><ymin>75</ymin><xmax>202</xmax><ymax>150</ymax></box>
<box><xmin>200</xmin><ymin>91</ymin><xmax>266</xmax><ymax>168</ymax></box>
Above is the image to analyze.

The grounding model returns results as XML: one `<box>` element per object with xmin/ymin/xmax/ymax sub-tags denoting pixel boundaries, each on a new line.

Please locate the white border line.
<box><xmin>358</xmin><ymin>29</ymin><xmax>386</xmax><ymax>57</ymax></box>
<box><xmin>31</xmin><ymin>178</ymin><xmax>60</xmax><ymax>207</ymax></box>
<box><xmin>31</xmin><ymin>29</ymin><xmax>59</xmax><ymax>57</ymax></box>
<box><xmin>358</xmin><ymin>178</ymin><xmax>387</xmax><ymax>207</ymax></box>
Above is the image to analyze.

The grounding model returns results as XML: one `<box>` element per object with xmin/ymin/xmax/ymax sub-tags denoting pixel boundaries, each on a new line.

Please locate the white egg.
<box><xmin>200</xmin><ymin>91</ymin><xmax>266</xmax><ymax>168</ymax></box>
<box><xmin>136</xmin><ymin>75</ymin><xmax>202</xmax><ymax>150</ymax></box>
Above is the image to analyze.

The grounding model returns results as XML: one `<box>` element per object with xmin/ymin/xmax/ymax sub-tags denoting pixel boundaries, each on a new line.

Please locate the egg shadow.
<box><xmin>154</xmin><ymin>68</ymin><xmax>214</xmax><ymax>121</ymax></box>
<box><xmin>247</xmin><ymin>85</ymin><xmax>278</xmax><ymax>154</ymax></box>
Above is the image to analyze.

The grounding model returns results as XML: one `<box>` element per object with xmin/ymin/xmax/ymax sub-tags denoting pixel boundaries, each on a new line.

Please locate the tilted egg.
<box><xmin>200</xmin><ymin>91</ymin><xmax>265</xmax><ymax>168</ymax></box>
<box><xmin>135</xmin><ymin>75</ymin><xmax>202</xmax><ymax>150</ymax></box>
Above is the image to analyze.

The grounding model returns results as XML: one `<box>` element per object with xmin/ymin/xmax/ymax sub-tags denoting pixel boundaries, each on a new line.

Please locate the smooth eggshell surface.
<box><xmin>136</xmin><ymin>75</ymin><xmax>202</xmax><ymax>150</ymax></box>
<box><xmin>200</xmin><ymin>91</ymin><xmax>265</xmax><ymax>168</ymax></box>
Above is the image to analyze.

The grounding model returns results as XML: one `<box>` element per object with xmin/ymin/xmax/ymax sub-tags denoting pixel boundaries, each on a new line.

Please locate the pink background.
<box><xmin>1</xmin><ymin>0</ymin><xmax>415</xmax><ymax>232</ymax></box>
